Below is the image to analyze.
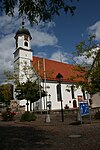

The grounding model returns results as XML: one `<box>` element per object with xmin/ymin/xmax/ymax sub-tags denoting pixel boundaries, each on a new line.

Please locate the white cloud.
<box><xmin>73</xmin><ymin>55</ymin><xmax>94</xmax><ymax>66</ymax></box>
<box><xmin>0</xmin><ymin>34</ymin><xmax>14</xmax><ymax>82</ymax></box>
<box><xmin>31</xmin><ymin>30</ymin><xmax>57</xmax><ymax>47</ymax></box>
<box><xmin>50</xmin><ymin>50</ymin><xmax>70</xmax><ymax>63</ymax></box>
<box><xmin>35</xmin><ymin>52</ymin><xmax>47</xmax><ymax>58</ymax></box>
<box><xmin>88</xmin><ymin>21</ymin><xmax>100</xmax><ymax>40</ymax></box>
<box><xmin>74</xmin><ymin>21</ymin><xmax>100</xmax><ymax>66</ymax></box>
<box><xmin>34</xmin><ymin>50</ymin><xmax>72</xmax><ymax>64</ymax></box>
<box><xmin>29</xmin><ymin>21</ymin><xmax>57</xmax><ymax>47</ymax></box>
<box><xmin>73</xmin><ymin>46</ymin><xmax>99</xmax><ymax>66</ymax></box>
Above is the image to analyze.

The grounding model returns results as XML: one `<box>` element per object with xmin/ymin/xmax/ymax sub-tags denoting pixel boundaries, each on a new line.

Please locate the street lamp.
<box><xmin>48</xmin><ymin>94</ymin><xmax>51</xmax><ymax>100</ymax></box>
<box><xmin>56</xmin><ymin>73</ymin><xmax>64</xmax><ymax>122</ymax></box>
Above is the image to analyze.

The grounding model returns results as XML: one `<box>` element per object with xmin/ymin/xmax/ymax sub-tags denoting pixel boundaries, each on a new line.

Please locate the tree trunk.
<box><xmin>33</xmin><ymin>102</ymin><xmax>34</xmax><ymax>111</ymax></box>
<box><xmin>26</xmin><ymin>100</ymin><xmax>29</xmax><ymax>112</ymax></box>
<box><xmin>30</xmin><ymin>101</ymin><xmax>32</xmax><ymax>111</ymax></box>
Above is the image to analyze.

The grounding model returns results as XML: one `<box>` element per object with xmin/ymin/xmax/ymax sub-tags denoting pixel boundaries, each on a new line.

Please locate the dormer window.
<box><xmin>24</xmin><ymin>41</ymin><xmax>28</xmax><ymax>47</ymax></box>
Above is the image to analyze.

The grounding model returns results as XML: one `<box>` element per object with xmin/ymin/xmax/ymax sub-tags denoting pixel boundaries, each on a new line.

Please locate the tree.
<box><xmin>15</xmin><ymin>80</ymin><xmax>46</xmax><ymax>111</ymax></box>
<box><xmin>0</xmin><ymin>90</ymin><xmax>4</xmax><ymax>103</ymax></box>
<box><xmin>5</xmin><ymin>61</ymin><xmax>47</xmax><ymax>111</ymax></box>
<box><xmin>73</xmin><ymin>35</ymin><xmax>100</xmax><ymax>94</ymax></box>
<box><xmin>1</xmin><ymin>0</ymin><xmax>79</xmax><ymax>24</ymax></box>
<box><xmin>0</xmin><ymin>84</ymin><xmax>13</xmax><ymax>106</ymax></box>
<box><xmin>4</xmin><ymin>61</ymin><xmax>36</xmax><ymax>85</ymax></box>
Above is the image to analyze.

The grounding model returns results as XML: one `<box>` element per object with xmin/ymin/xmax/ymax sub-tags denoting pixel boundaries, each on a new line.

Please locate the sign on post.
<box><xmin>79</xmin><ymin>101</ymin><xmax>90</xmax><ymax>116</ymax></box>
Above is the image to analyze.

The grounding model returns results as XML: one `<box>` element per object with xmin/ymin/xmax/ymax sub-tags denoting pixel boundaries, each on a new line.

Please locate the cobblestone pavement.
<box><xmin>0</xmin><ymin>113</ymin><xmax>100</xmax><ymax>150</ymax></box>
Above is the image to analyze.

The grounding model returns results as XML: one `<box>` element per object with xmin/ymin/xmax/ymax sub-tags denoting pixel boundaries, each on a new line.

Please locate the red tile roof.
<box><xmin>32</xmin><ymin>56</ymin><xmax>86</xmax><ymax>83</ymax></box>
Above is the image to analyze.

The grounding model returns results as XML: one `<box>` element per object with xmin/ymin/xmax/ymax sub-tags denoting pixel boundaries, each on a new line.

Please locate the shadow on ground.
<box><xmin>0</xmin><ymin>125</ymin><xmax>53</xmax><ymax>150</ymax></box>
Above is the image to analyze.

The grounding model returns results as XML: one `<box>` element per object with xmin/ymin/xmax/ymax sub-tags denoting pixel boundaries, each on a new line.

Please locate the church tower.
<box><xmin>14</xmin><ymin>20</ymin><xmax>33</xmax><ymax>83</ymax></box>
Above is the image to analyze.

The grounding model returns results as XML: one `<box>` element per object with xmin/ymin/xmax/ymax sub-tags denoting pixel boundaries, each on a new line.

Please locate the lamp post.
<box><xmin>56</xmin><ymin>73</ymin><xmax>64</xmax><ymax>122</ymax></box>
<box><xmin>48</xmin><ymin>94</ymin><xmax>51</xmax><ymax>100</ymax></box>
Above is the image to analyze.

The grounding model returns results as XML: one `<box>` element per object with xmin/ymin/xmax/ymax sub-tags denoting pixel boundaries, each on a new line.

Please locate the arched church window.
<box><xmin>24</xmin><ymin>41</ymin><xmax>28</xmax><ymax>47</ymax></box>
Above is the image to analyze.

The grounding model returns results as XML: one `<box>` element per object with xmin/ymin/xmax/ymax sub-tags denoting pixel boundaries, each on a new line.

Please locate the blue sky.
<box><xmin>0</xmin><ymin>0</ymin><xmax>100</xmax><ymax>82</ymax></box>
<box><xmin>31</xmin><ymin>0</ymin><xmax>100</xmax><ymax>62</ymax></box>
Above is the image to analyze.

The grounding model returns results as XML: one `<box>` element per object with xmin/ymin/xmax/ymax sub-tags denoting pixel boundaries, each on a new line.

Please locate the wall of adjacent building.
<box><xmin>91</xmin><ymin>93</ymin><xmax>100</xmax><ymax>108</ymax></box>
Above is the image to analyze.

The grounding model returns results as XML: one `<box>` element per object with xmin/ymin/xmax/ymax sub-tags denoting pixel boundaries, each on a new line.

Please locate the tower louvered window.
<box><xmin>24</xmin><ymin>41</ymin><xmax>28</xmax><ymax>47</ymax></box>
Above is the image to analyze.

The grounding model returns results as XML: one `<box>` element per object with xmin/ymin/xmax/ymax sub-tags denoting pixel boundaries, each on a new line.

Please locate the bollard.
<box><xmin>45</xmin><ymin>114</ymin><xmax>51</xmax><ymax>123</ymax></box>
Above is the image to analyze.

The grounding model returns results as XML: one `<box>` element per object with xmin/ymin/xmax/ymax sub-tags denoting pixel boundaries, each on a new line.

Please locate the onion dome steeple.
<box><xmin>15</xmin><ymin>19</ymin><xmax>32</xmax><ymax>40</ymax></box>
<box><xmin>14</xmin><ymin>19</ymin><xmax>32</xmax><ymax>49</ymax></box>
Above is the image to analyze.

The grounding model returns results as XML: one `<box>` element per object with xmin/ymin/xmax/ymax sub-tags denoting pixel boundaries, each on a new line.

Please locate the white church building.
<box><xmin>13</xmin><ymin>22</ymin><xmax>89</xmax><ymax>111</ymax></box>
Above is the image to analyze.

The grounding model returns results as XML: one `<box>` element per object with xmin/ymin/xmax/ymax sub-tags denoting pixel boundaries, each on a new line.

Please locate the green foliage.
<box><xmin>0</xmin><ymin>84</ymin><xmax>13</xmax><ymax>106</ymax></box>
<box><xmin>15</xmin><ymin>80</ymin><xmax>46</xmax><ymax>103</ymax></box>
<box><xmin>1</xmin><ymin>0</ymin><xmax>79</xmax><ymax>24</ymax></box>
<box><xmin>88</xmin><ymin>68</ymin><xmax>100</xmax><ymax>94</ymax></box>
<box><xmin>73</xmin><ymin>35</ymin><xmax>100</xmax><ymax>94</ymax></box>
<box><xmin>75</xmin><ymin>35</ymin><xmax>97</xmax><ymax>59</ymax></box>
<box><xmin>94</xmin><ymin>111</ymin><xmax>100</xmax><ymax>119</ymax></box>
<box><xmin>0</xmin><ymin>91</ymin><xmax>4</xmax><ymax>103</ymax></box>
<box><xmin>20</xmin><ymin>111</ymin><xmax>37</xmax><ymax>122</ymax></box>
<box><xmin>1</xmin><ymin>108</ymin><xmax>16</xmax><ymax>121</ymax></box>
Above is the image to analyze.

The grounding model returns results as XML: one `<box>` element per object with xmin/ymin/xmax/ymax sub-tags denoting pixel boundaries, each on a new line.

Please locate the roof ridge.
<box><xmin>33</xmin><ymin>56</ymin><xmax>74</xmax><ymax>66</ymax></box>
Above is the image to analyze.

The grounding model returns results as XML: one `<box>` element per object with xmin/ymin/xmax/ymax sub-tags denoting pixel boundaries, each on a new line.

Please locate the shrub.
<box><xmin>94</xmin><ymin>111</ymin><xmax>100</xmax><ymax>119</ymax></box>
<box><xmin>1</xmin><ymin>108</ymin><xmax>16</xmax><ymax>121</ymax></box>
<box><xmin>20</xmin><ymin>112</ymin><xmax>37</xmax><ymax>122</ymax></box>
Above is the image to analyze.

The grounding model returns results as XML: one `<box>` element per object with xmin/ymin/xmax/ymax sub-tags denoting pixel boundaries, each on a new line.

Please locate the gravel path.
<box><xmin>0</xmin><ymin>113</ymin><xmax>100</xmax><ymax>150</ymax></box>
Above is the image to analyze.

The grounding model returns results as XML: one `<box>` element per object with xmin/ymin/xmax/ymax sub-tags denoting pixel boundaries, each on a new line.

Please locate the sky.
<box><xmin>0</xmin><ymin>0</ymin><xmax>100</xmax><ymax>83</ymax></box>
